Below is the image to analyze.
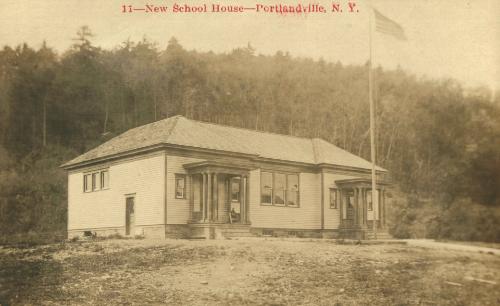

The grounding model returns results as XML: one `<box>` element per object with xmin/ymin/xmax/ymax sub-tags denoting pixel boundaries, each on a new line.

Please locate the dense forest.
<box><xmin>0</xmin><ymin>26</ymin><xmax>499</xmax><ymax>243</ymax></box>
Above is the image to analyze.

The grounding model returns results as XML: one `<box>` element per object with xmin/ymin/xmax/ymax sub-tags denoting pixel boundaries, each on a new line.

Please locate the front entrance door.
<box><xmin>343</xmin><ymin>190</ymin><xmax>355</xmax><ymax>227</ymax></box>
<box><xmin>229</xmin><ymin>177</ymin><xmax>241</xmax><ymax>223</ymax></box>
<box><xmin>125</xmin><ymin>196</ymin><xmax>135</xmax><ymax>236</ymax></box>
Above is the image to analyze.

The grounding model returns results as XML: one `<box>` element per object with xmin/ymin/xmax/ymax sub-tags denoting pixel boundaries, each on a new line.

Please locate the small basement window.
<box><xmin>262</xmin><ymin>229</ymin><xmax>274</xmax><ymax>236</ymax></box>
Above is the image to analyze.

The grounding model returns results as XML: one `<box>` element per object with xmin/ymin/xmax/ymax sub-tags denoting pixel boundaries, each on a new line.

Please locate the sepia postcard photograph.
<box><xmin>0</xmin><ymin>0</ymin><xmax>499</xmax><ymax>305</ymax></box>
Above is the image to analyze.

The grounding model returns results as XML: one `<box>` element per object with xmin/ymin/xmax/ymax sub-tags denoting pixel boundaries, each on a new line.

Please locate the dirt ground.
<box><xmin>0</xmin><ymin>238</ymin><xmax>499</xmax><ymax>306</ymax></box>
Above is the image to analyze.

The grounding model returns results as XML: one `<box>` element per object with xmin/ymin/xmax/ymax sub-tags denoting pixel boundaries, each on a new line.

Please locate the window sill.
<box><xmin>83</xmin><ymin>188</ymin><xmax>110</xmax><ymax>193</ymax></box>
<box><xmin>260</xmin><ymin>203</ymin><xmax>300</xmax><ymax>208</ymax></box>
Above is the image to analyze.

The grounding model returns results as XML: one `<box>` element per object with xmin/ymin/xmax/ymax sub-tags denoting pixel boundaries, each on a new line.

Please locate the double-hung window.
<box><xmin>175</xmin><ymin>174</ymin><xmax>186</xmax><ymax>199</ymax></box>
<box><xmin>101</xmin><ymin>170</ymin><xmax>109</xmax><ymax>189</ymax></box>
<box><xmin>286</xmin><ymin>175</ymin><xmax>299</xmax><ymax>207</ymax></box>
<box><xmin>273</xmin><ymin>173</ymin><xmax>286</xmax><ymax>205</ymax></box>
<box><xmin>261</xmin><ymin>171</ymin><xmax>299</xmax><ymax>207</ymax></box>
<box><xmin>329</xmin><ymin>188</ymin><xmax>338</xmax><ymax>209</ymax></box>
<box><xmin>84</xmin><ymin>174</ymin><xmax>92</xmax><ymax>192</ymax></box>
<box><xmin>261</xmin><ymin>172</ymin><xmax>273</xmax><ymax>204</ymax></box>
<box><xmin>83</xmin><ymin>169</ymin><xmax>109</xmax><ymax>192</ymax></box>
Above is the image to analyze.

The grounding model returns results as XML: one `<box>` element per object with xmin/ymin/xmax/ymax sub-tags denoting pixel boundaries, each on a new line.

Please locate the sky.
<box><xmin>0</xmin><ymin>0</ymin><xmax>498</xmax><ymax>90</ymax></box>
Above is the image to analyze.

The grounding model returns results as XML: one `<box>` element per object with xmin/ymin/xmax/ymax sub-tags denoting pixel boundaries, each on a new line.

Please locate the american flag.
<box><xmin>373</xmin><ymin>9</ymin><xmax>407</xmax><ymax>41</ymax></box>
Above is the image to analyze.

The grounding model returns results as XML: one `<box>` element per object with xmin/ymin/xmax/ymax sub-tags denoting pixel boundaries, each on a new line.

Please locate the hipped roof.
<box><xmin>62</xmin><ymin>115</ymin><xmax>386</xmax><ymax>172</ymax></box>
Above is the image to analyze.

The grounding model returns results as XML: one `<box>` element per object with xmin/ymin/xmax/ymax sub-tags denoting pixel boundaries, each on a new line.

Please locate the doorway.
<box><xmin>229</xmin><ymin>177</ymin><xmax>241</xmax><ymax>223</ymax></box>
<box><xmin>343</xmin><ymin>189</ymin><xmax>355</xmax><ymax>226</ymax></box>
<box><xmin>125</xmin><ymin>196</ymin><xmax>135</xmax><ymax>236</ymax></box>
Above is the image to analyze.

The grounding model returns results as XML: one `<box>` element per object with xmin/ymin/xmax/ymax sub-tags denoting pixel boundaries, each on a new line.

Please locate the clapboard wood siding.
<box><xmin>323</xmin><ymin>172</ymin><xmax>358</xmax><ymax>229</ymax></box>
<box><xmin>68</xmin><ymin>152</ymin><xmax>165</xmax><ymax>231</ymax></box>
<box><xmin>165</xmin><ymin>155</ymin><xmax>204</xmax><ymax>224</ymax></box>
<box><xmin>249</xmin><ymin>171</ymin><xmax>321</xmax><ymax>229</ymax></box>
<box><xmin>248</xmin><ymin>169</ymin><xmax>261</xmax><ymax>225</ymax></box>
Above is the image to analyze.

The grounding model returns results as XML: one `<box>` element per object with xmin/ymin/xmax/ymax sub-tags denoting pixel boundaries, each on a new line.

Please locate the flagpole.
<box><xmin>368</xmin><ymin>6</ymin><xmax>378</xmax><ymax>239</ymax></box>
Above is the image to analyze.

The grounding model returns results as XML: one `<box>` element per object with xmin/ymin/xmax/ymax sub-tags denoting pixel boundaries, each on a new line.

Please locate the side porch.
<box><xmin>335</xmin><ymin>178</ymin><xmax>391</xmax><ymax>240</ymax></box>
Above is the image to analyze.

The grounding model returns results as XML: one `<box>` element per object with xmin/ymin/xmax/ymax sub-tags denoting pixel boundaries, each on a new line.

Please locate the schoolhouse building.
<box><xmin>62</xmin><ymin>115</ymin><xmax>390</xmax><ymax>239</ymax></box>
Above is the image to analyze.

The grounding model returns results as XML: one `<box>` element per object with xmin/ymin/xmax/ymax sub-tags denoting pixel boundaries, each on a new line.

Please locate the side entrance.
<box><xmin>125</xmin><ymin>196</ymin><xmax>135</xmax><ymax>236</ymax></box>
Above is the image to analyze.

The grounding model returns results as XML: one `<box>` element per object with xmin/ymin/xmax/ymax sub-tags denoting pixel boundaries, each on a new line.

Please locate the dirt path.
<box><xmin>406</xmin><ymin>239</ymin><xmax>500</xmax><ymax>256</ymax></box>
<box><xmin>1</xmin><ymin>238</ymin><xmax>499</xmax><ymax>305</ymax></box>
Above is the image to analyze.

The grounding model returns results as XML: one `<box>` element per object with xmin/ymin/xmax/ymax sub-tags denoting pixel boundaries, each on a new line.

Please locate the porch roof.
<box><xmin>335</xmin><ymin>178</ymin><xmax>391</xmax><ymax>188</ymax></box>
<box><xmin>183</xmin><ymin>161</ymin><xmax>252</xmax><ymax>175</ymax></box>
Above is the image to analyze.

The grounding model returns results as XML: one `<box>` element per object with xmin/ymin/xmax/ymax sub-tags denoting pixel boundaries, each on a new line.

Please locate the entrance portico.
<box><xmin>335</xmin><ymin>178</ymin><xmax>390</xmax><ymax>239</ymax></box>
<box><xmin>183</xmin><ymin>161</ymin><xmax>252</xmax><ymax>238</ymax></box>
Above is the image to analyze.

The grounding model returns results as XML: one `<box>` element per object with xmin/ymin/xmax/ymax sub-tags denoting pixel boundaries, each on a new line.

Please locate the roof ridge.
<box><xmin>182</xmin><ymin>116</ymin><xmax>313</xmax><ymax>141</ymax></box>
<box><xmin>62</xmin><ymin>114</ymin><xmax>387</xmax><ymax>172</ymax></box>
<box><xmin>163</xmin><ymin>115</ymin><xmax>182</xmax><ymax>142</ymax></box>
<box><xmin>311</xmin><ymin>138</ymin><xmax>320</xmax><ymax>164</ymax></box>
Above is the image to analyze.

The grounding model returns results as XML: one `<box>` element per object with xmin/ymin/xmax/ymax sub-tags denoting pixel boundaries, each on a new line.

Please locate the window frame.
<box><xmin>260</xmin><ymin>170</ymin><xmax>300</xmax><ymax>208</ymax></box>
<box><xmin>367</xmin><ymin>189</ymin><xmax>379</xmax><ymax>211</ymax></box>
<box><xmin>83</xmin><ymin>174</ymin><xmax>92</xmax><ymax>192</ymax></box>
<box><xmin>175</xmin><ymin>174</ymin><xmax>186</xmax><ymax>199</ymax></box>
<box><xmin>273</xmin><ymin>173</ymin><xmax>286</xmax><ymax>206</ymax></box>
<box><xmin>286</xmin><ymin>174</ymin><xmax>299</xmax><ymax>208</ymax></box>
<box><xmin>83</xmin><ymin>169</ymin><xmax>109</xmax><ymax>193</ymax></box>
<box><xmin>92</xmin><ymin>172</ymin><xmax>100</xmax><ymax>191</ymax></box>
<box><xmin>100</xmin><ymin>170</ymin><xmax>109</xmax><ymax>189</ymax></box>
<box><xmin>329</xmin><ymin>188</ymin><xmax>338</xmax><ymax>209</ymax></box>
<box><xmin>230</xmin><ymin>177</ymin><xmax>241</xmax><ymax>202</ymax></box>
<box><xmin>260</xmin><ymin>171</ymin><xmax>273</xmax><ymax>205</ymax></box>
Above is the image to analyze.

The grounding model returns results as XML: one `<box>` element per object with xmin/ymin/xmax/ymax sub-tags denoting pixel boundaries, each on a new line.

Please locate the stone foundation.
<box><xmin>68</xmin><ymin>227</ymin><xmax>125</xmax><ymax>239</ymax></box>
<box><xmin>321</xmin><ymin>230</ymin><xmax>342</xmax><ymax>239</ymax></box>
<box><xmin>140</xmin><ymin>225</ymin><xmax>167</xmax><ymax>238</ymax></box>
<box><xmin>68</xmin><ymin>225</ymin><xmax>167</xmax><ymax>239</ymax></box>
<box><xmin>338</xmin><ymin>228</ymin><xmax>368</xmax><ymax>240</ymax></box>
<box><xmin>250</xmin><ymin>228</ymin><xmax>323</xmax><ymax>238</ymax></box>
<box><xmin>165</xmin><ymin>225</ymin><xmax>191</xmax><ymax>239</ymax></box>
<box><xmin>68</xmin><ymin>225</ymin><xmax>386</xmax><ymax>240</ymax></box>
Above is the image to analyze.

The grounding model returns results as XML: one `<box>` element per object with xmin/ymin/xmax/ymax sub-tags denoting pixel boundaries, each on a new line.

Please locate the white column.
<box><xmin>188</xmin><ymin>174</ymin><xmax>193</xmax><ymax>220</ymax></box>
<box><xmin>213</xmin><ymin>172</ymin><xmax>218</xmax><ymax>221</ymax></box>
<box><xmin>202</xmin><ymin>172</ymin><xmax>206</xmax><ymax>222</ymax></box>
<box><xmin>207</xmin><ymin>172</ymin><xmax>212</xmax><ymax>222</ymax></box>
<box><xmin>241</xmin><ymin>175</ymin><xmax>247</xmax><ymax>224</ymax></box>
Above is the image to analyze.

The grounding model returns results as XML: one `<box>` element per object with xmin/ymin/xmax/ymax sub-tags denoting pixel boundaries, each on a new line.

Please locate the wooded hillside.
<box><xmin>1</xmin><ymin>27</ymin><xmax>499</xmax><ymax>242</ymax></box>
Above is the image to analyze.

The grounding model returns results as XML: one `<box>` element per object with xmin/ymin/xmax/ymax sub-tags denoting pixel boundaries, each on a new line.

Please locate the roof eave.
<box><xmin>61</xmin><ymin>143</ymin><xmax>390</xmax><ymax>174</ymax></box>
<box><xmin>317</xmin><ymin>163</ymin><xmax>388</xmax><ymax>173</ymax></box>
<box><xmin>60</xmin><ymin>143</ymin><xmax>167</xmax><ymax>170</ymax></box>
<box><xmin>60</xmin><ymin>143</ymin><xmax>260</xmax><ymax>171</ymax></box>
<box><xmin>335</xmin><ymin>178</ymin><xmax>392</xmax><ymax>187</ymax></box>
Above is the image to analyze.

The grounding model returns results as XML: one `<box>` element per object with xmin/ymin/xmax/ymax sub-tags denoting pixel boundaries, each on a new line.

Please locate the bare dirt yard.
<box><xmin>0</xmin><ymin>238</ymin><xmax>499</xmax><ymax>305</ymax></box>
